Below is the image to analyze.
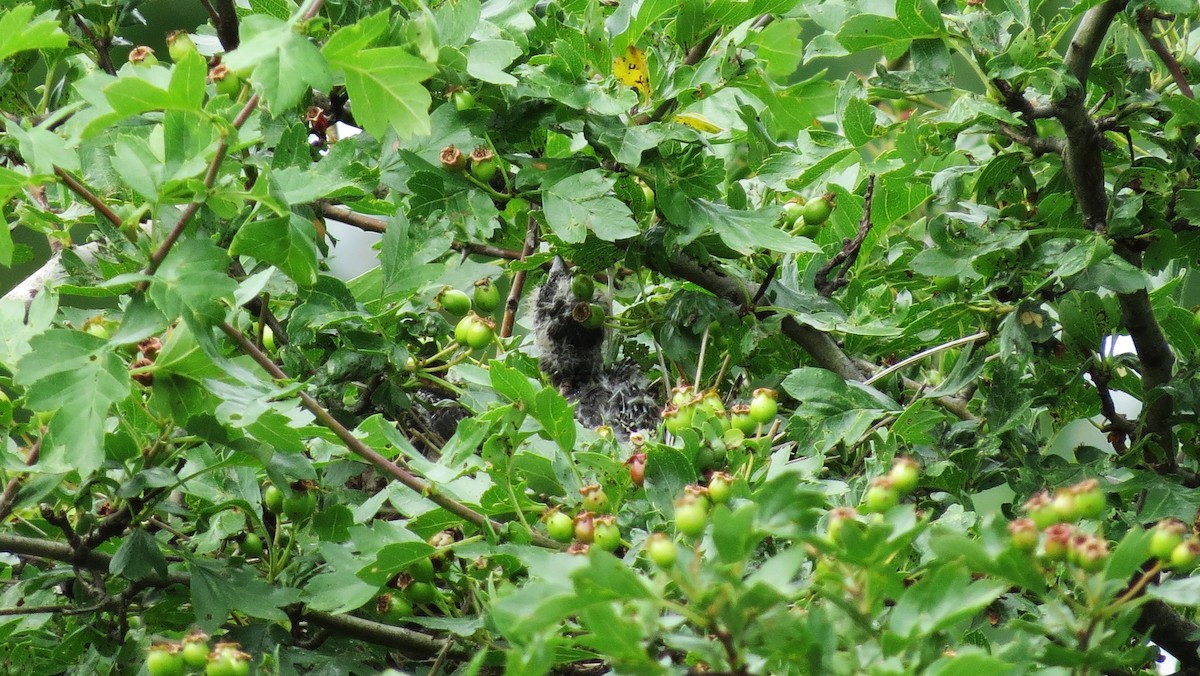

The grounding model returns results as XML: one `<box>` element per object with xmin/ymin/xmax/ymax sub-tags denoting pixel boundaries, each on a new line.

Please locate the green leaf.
<box><xmin>753</xmin><ymin>19</ymin><xmax>804</xmax><ymax>82</ymax></box>
<box><xmin>533</xmin><ymin>387</ymin><xmax>576</xmax><ymax>453</ymax></box>
<box><xmin>149</xmin><ymin>236</ymin><xmax>239</xmax><ymax>324</ymax></box>
<box><xmin>190</xmin><ymin>558</ymin><xmax>301</xmax><ymax>632</ymax></box>
<box><xmin>229</xmin><ymin>213</ymin><xmax>320</xmax><ymax>287</ymax></box>
<box><xmin>323</xmin><ymin>26</ymin><xmax>438</xmax><ymax>139</ymax></box>
<box><xmin>875</xmin><ymin>168</ymin><xmax>932</xmax><ymax>226</ymax></box>
<box><xmin>842</xmin><ymin>96</ymin><xmax>877</xmax><ymax>146</ymax></box>
<box><xmin>15</xmin><ymin>330</ymin><xmax>131</xmax><ymax>479</ymax></box>
<box><xmin>358</xmin><ymin>541</ymin><xmax>436</xmax><ymax>586</ymax></box>
<box><xmin>466</xmin><ymin>40</ymin><xmax>522</xmax><ymax>86</ymax></box>
<box><xmin>570</xmin><ymin>549</ymin><xmax>653</xmax><ymax>602</ymax></box>
<box><xmin>888</xmin><ymin>565</ymin><xmax>1005</xmax><ymax>639</ymax></box>
<box><xmin>110</xmin><ymin>529</ymin><xmax>168</xmax><ymax>581</ymax></box>
<box><xmin>543</xmin><ymin>170</ymin><xmax>640</xmax><ymax>244</ymax></box>
<box><xmin>224</xmin><ymin>15</ymin><xmax>332</xmax><ymax>111</ymax></box>
<box><xmin>645</xmin><ymin>446</ymin><xmax>697</xmax><ymax>515</ymax></box>
<box><xmin>0</xmin><ymin>5</ymin><xmax>69</xmax><ymax>62</ymax></box>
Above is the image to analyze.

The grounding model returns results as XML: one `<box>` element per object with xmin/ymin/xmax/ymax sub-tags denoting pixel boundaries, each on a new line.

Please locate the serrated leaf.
<box><xmin>613</xmin><ymin>45</ymin><xmax>651</xmax><ymax>102</ymax></box>
<box><xmin>753</xmin><ymin>19</ymin><xmax>804</xmax><ymax>82</ymax></box>
<box><xmin>842</xmin><ymin>96</ymin><xmax>877</xmax><ymax>146</ymax></box>
<box><xmin>323</xmin><ymin>37</ymin><xmax>437</xmax><ymax>139</ymax></box>
<box><xmin>229</xmin><ymin>213</ymin><xmax>319</xmax><ymax>288</ymax></box>
<box><xmin>533</xmin><ymin>387</ymin><xmax>576</xmax><ymax>453</ymax></box>
<box><xmin>466</xmin><ymin>40</ymin><xmax>522</xmax><ymax>86</ymax></box>
<box><xmin>543</xmin><ymin>170</ymin><xmax>639</xmax><ymax>243</ymax></box>
<box><xmin>0</xmin><ymin>5</ymin><xmax>69</xmax><ymax>62</ymax></box>
<box><xmin>110</xmin><ymin>529</ymin><xmax>168</xmax><ymax>581</ymax></box>
<box><xmin>149</xmin><ymin>237</ymin><xmax>239</xmax><ymax>323</ymax></box>
<box><xmin>224</xmin><ymin>15</ymin><xmax>331</xmax><ymax>111</ymax></box>
<box><xmin>15</xmin><ymin>330</ymin><xmax>131</xmax><ymax>480</ymax></box>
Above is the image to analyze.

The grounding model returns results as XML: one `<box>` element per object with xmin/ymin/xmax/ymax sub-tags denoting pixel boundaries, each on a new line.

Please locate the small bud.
<box><xmin>440</xmin><ymin>145</ymin><xmax>467</xmax><ymax>172</ymax></box>
<box><xmin>1042</xmin><ymin>523</ymin><xmax>1074</xmax><ymax>561</ymax></box>
<box><xmin>128</xmin><ymin>46</ymin><xmax>157</xmax><ymax>67</ymax></box>
<box><xmin>1008</xmin><ymin>518</ymin><xmax>1039</xmax><ymax>552</ymax></box>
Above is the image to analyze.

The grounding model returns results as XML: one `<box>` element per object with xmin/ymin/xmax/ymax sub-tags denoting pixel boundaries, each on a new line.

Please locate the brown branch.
<box><xmin>53</xmin><ymin>167</ymin><xmax>122</xmax><ymax>229</ymax></box>
<box><xmin>317</xmin><ymin>202</ymin><xmax>525</xmax><ymax>260</ymax></box>
<box><xmin>140</xmin><ymin>94</ymin><xmax>261</xmax><ymax>288</ymax></box>
<box><xmin>213</xmin><ymin>0</ymin><xmax>241</xmax><ymax>51</ymax></box>
<box><xmin>996</xmin><ymin>123</ymin><xmax>1065</xmax><ymax>155</ymax></box>
<box><xmin>1088</xmin><ymin>362</ymin><xmax>1136</xmax><ymax>444</ymax></box>
<box><xmin>1135</xmin><ymin>10</ymin><xmax>1194</xmax><ymax>99</ymax></box>
<box><xmin>748</xmin><ymin>262</ymin><xmax>778</xmax><ymax>309</ymax></box>
<box><xmin>0</xmin><ymin>532</ymin><xmax>457</xmax><ymax>655</ymax></box>
<box><xmin>197</xmin><ymin>0</ymin><xmax>221</xmax><ymax>26</ymax></box>
<box><xmin>1055</xmin><ymin>0</ymin><xmax>1177</xmax><ymax>467</ymax></box>
<box><xmin>500</xmin><ymin>216</ymin><xmax>539</xmax><ymax>338</ymax></box>
<box><xmin>71</xmin><ymin>14</ymin><xmax>115</xmax><ymax>75</ymax></box>
<box><xmin>0</xmin><ymin>437</ymin><xmax>42</xmax><ymax>523</ymax></box>
<box><xmin>218</xmin><ymin>322</ymin><xmax>563</xmax><ymax>550</ymax></box>
<box><xmin>815</xmin><ymin>176</ymin><xmax>875</xmax><ymax>297</ymax></box>
<box><xmin>1135</xmin><ymin>599</ymin><xmax>1200</xmax><ymax>671</ymax></box>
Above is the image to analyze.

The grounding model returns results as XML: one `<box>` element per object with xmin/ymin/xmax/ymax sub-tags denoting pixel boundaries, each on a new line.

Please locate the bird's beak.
<box><xmin>551</xmin><ymin>255</ymin><xmax>567</xmax><ymax>275</ymax></box>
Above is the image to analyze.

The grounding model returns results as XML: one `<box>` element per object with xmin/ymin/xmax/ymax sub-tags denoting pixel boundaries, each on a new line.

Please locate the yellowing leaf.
<box><xmin>672</xmin><ymin>112</ymin><xmax>722</xmax><ymax>133</ymax></box>
<box><xmin>613</xmin><ymin>45</ymin><xmax>651</xmax><ymax>102</ymax></box>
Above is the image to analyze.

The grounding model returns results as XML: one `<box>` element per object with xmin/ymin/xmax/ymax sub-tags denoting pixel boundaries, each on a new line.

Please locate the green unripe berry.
<box><xmin>439</xmin><ymin>288</ymin><xmax>471</xmax><ymax>316</ymax></box>
<box><xmin>802</xmin><ymin>196</ymin><xmax>833</xmax><ymax>225</ymax></box>
<box><xmin>571</xmin><ymin>274</ymin><xmax>595</xmax><ymax>301</ymax></box>
<box><xmin>473</xmin><ymin>279</ymin><xmax>500</xmax><ymax>313</ymax></box>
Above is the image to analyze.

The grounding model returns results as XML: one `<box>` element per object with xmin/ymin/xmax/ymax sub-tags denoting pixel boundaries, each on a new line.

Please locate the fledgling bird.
<box><xmin>533</xmin><ymin>256</ymin><xmax>658</xmax><ymax>438</ymax></box>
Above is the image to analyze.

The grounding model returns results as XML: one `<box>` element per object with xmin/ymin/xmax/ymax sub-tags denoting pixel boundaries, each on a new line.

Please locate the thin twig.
<box><xmin>140</xmin><ymin>94</ymin><xmax>260</xmax><ymax>288</ymax></box>
<box><xmin>748</xmin><ymin>262</ymin><xmax>778</xmax><ymax>310</ymax></box>
<box><xmin>815</xmin><ymin>176</ymin><xmax>875</xmax><ymax>297</ymax></box>
<box><xmin>1135</xmin><ymin>10</ymin><xmax>1194</xmax><ymax>99</ymax></box>
<box><xmin>197</xmin><ymin>0</ymin><xmax>220</xmax><ymax>26</ymax></box>
<box><xmin>71</xmin><ymin>14</ymin><xmax>115</xmax><ymax>75</ymax></box>
<box><xmin>864</xmin><ymin>331</ymin><xmax>990</xmax><ymax>386</ymax></box>
<box><xmin>0</xmin><ymin>437</ymin><xmax>42</xmax><ymax>523</ymax></box>
<box><xmin>53</xmin><ymin>167</ymin><xmax>122</xmax><ymax>229</ymax></box>
<box><xmin>317</xmin><ymin>203</ymin><xmax>525</xmax><ymax>260</ymax></box>
<box><xmin>500</xmin><ymin>215</ymin><xmax>539</xmax><ymax>338</ymax></box>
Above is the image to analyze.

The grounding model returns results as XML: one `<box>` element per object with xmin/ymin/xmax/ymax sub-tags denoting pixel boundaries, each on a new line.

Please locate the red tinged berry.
<box><xmin>1171</xmin><ymin>537</ymin><xmax>1200</xmax><ymax>571</ymax></box>
<box><xmin>625</xmin><ymin>452</ymin><xmax>646</xmax><ymax>487</ymax></box>
<box><xmin>580</xmin><ymin>484</ymin><xmax>611</xmax><ymax>514</ymax></box>
<box><xmin>1042</xmin><ymin>523</ymin><xmax>1074</xmax><ymax>561</ymax></box>
<box><xmin>574</xmin><ymin>512</ymin><xmax>596</xmax><ymax>543</ymax></box>
<box><xmin>1150</xmin><ymin>519</ymin><xmax>1188</xmax><ymax>561</ymax></box>
<box><xmin>1008</xmin><ymin>518</ymin><xmax>1039</xmax><ymax>552</ymax></box>
<box><xmin>1071</xmin><ymin>478</ymin><xmax>1105</xmax><ymax>519</ymax></box>
<box><xmin>1023</xmin><ymin>491</ymin><xmax>1058</xmax><ymax>529</ymax></box>
<box><xmin>862</xmin><ymin>476</ymin><xmax>899</xmax><ymax>513</ymax></box>
<box><xmin>593</xmin><ymin>515</ymin><xmax>621</xmax><ymax>552</ymax></box>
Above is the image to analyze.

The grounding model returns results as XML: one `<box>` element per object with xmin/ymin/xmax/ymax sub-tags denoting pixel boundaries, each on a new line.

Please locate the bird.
<box><xmin>533</xmin><ymin>256</ymin><xmax>659</xmax><ymax>439</ymax></box>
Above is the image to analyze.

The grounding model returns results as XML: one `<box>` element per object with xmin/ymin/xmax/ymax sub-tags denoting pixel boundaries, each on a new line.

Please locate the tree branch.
<box><xmin>0</xmin><ymin>532</ymin><xmax>457</xmax><ymax>656</ymax></box>
<box><xmin>815</xmin><ymin>176</ymin><xmax>874</xmax><ymax>297</ymax></box>
<box><xmin>71</xmin><ymin>14</ymin><xmax>115</xmax><ymax>75</ymax></box>
<box><xmin>213</xmin><ymin>0</ymin><xmax>241</xmax><ymax>51</ymax></box>
<box><xmin>1135</xmin><ymin>11</ymin><xmax>1194</xmax><ymax>99</ymax></box>
<box><xmin>317</xmin><ymin>202</ymin><xmax>524</xmax><ymax>260</ymax></box>
<box><xmin>500</xmin><ymin>215</ymin><xmax>539</xmax><ymax>338</ymax></box>
<box><xmin>53</xmin><ymin>167</ymin><xmax>122</xmax><ymax>229</ymax></box>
